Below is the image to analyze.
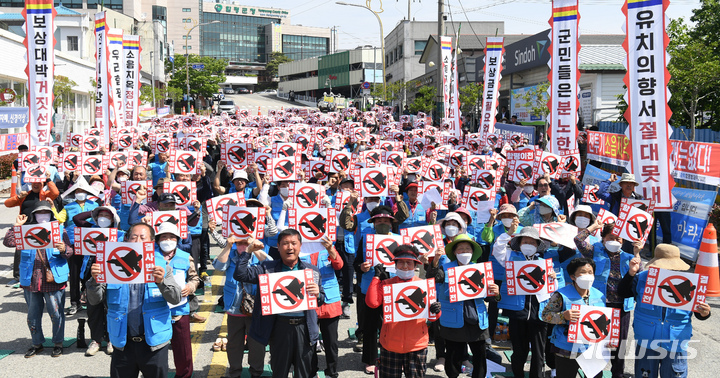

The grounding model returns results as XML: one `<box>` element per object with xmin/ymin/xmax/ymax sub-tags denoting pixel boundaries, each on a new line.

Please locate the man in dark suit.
<box><xmin>235</xmin><ymin>229</ymin><xmax>325</xmax><ymax>378</ymax></box>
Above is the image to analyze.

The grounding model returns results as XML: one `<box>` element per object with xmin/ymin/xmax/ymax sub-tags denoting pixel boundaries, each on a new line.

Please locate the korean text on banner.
<box><xmin>623</xmin><ymin>0</ymin><xmax>674</xmax><ymax>210</ymax></box>
<box><xmin>107</xmin><ymin>28</ymin><xmax>125</xmax><ymax>136</ymax></box>
<box><xmin>479</xmin><ymin>37</ymin><xmax>504</xmax><ymax>143</ymax></box>
<box><xmin>440</xmin><ymin>37</ymin><xmax>459</xmax><ymax>137</ymax></box>
<box><xmin>123</xmin><ymin>35</ymin><xmax>141</xmax><ymax>129</ymax></box>
<box><xmin>586</xmin><ymin>130</ymin><xmax>631</xmax><ymax>166</ymax></box>
<box><xmin>382</xmin><ymin>279</ymin><xmax>437</xmax><ymax>323</ymax></box>
<box><xmin>670</xmin><ymin>140</ymin><xmax>720</xmax><ymax>186</ymax></box>
<box><xmin>641</xmin><ymin>267</ymin><xmax>708</xmax><ymax>312</ymax></box>
<box><xmin>23</xmin><ymin>0</ymin><xmax>56</xmax><ymax>146</ymax></box>
<box><xmin>667</xmin><ymin>188</ymin><xmax>716</xmax><ymax>261</ymax></box>
<box><xmin>95</xmin><ymin>12</ymin><xmax>111</xmax><ymax>143</ymax></box>
<box><xmin>547</xmin><ymin>0</ymin><xmax>580</xmax><ymax>153</ymax></box>
<box><xmin>258</xmin><ymin>270</ymin><xmax>317</xmax><ymax>315</ymax></box>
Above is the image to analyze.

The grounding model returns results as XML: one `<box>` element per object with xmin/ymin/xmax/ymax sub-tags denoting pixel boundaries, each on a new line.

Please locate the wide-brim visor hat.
<box><xmin>647</xmin><ymin>243</ymin><xmax>690</xmax><ymax>271</ymax></box>
<box><xmin>569</xmin><ymin>205</ymin><xmax>596</xmax><ymax>226</ymax></box>
<box><xmin>509</xmin><ymin>226</ymin><xmax>548</xmax><ymax>253</ymax></box>
<box><xmin>91</xmin><ymin>206</ymin><xmax>120</xmax><ymax>226</ymax></box>
<box><xmin>392</xmin><ymin>250</ymin><xmax>422</xmax><ymax>265</ymax></box>
<box><xmin>445</xmin><ymin>234</ymin><xmax>483</xmax><ymax>262</ymax></box>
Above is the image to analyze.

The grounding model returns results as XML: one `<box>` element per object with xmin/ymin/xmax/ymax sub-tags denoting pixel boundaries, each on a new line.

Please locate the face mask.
<box><xmin>538</xmin><ymin>205</ymin><xmax>553</xmax><ymax>215</ymax></box>
<box><xmin>501</xmin><ymin>218</ymin><xmax>514</xmax><ymax>228</ymax></box>
<box><xmin>456</xmin><ymin>252</ymin><xmax>473</xmax><ymax>265</ymax></box>
<box><xmin>604</xmin><ymin>240</ymin><xmax>622</xmax><ymax>253</ymax></box>
<box><xmin>375</xmin><ymin>223</ymin><xmax>392</xmax><ymax>235</ymax></box>
<box><xmin>159</xmin><ymin>240</ymin><xmax>177</xmax><ymax>253</ymax></box>
<box><xmin>35</xmin><ymin>213</ymin><xmax>51</xmax><ymax>223</ymax></box>
<box><xmin>520</xmin><ymin>244</ymin><xmax>537</xmax><ymax>256</ymax></box>
<box><xmin>117</xmin><ymin>176</ymin><xmax>128</xmax><ymax>182</ymax></box>
<box><xmin>523</xmin><ymin>186</ymin><xmax>534</xmax><ymax>194</ymax></box>
<box><xmin>575</xmin><ymin>274</ymin><xmax>595</xmax><ymax>290</ymax></box>
<box><xmin>92</xmin><ymin>182</ymin><xmax>105</xmax><ymax>192</ymax></box>
<box><xmin>574</xmin><ymin>216</ymin><xmax>591</xmax><ymax>229</ymax></box>
<box><xmin>75</xmin><ymin>192</ymin><xmax>87</xmax><ymax>201</ymax></box>
<box><xmin>97</xmin><ymin>217</ymin><xmax>113</xmax><ymax>228</ymax></box>
<box><xmin>395</xmin><ymin>268</ymin><xmax>415</xmax><ymax>280</ymax></box>
<box><xmin>279</xmin><ymin>187</ymin><xmax>289</xmax><ymax>198</ymax></box>
<box><xmin>366</xmin><ymin>202</ymin><xmax>379</xmax><ymax>212</ymax></box>
<box><xmin>444</xmin><ymin>225</ymin><xmax>459</xmax><ymax>238</ymax></box>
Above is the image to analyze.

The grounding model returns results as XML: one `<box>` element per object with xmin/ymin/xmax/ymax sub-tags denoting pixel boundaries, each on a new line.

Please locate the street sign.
<box><xmin>362</xmin><ymin>81</ymin><xmax>371</xmax><ymax>89</ymax></box>
<box><xmin>191</xmin><ymin>64</ymin><xmax>205</xmax><ymax>70</ymax></box>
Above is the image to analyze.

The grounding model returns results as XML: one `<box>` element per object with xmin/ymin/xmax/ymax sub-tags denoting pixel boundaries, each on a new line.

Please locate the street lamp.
<box><xmin>336</xmin><ymin>1</ymin><xmax>386</xmax><ymax>102</ymax></box>
<box><xmin>185</xmin><ymin>20</ymin><xmax>221</xmax><ymax>110</ymax></box>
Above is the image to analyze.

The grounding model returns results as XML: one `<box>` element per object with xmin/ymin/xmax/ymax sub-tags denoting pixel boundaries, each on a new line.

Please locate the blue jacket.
<box><xmin>263</xmin><ymin>195</ymin><xmax>285</xmax><ymax>250</ymax></box>
<box><xmin>550</xmin><ymin>284</ymin><xmax>605</xmax><ymax>353</ymax></box>
<box><xmin>590</xmin><ymin>241</ymin><xmax>636</xmax><ymax>311</ymax></box>
<box><xmin>167</xmin><ymin>250</ymin><xmax>192</xmax><ymax>316</ymax></box>
<box><xmin>214</xmin><ymin>247</ymin><xmax>265</xmax><ymax>315</ymax></box>
<box><xmin>20</xmin><ymin>247</ymin><xmax>69</xmax><ymax>286</ymax></box>
<box><xmin>344</xmin><ymin>210</ymin><xmax>372</xmax><ymax>256</ymax></box>
<box><xmin>400</xmin><ymin>199</ymin><xmax>426</xmax><ymax>229</ymax></box>
<box><xmin>105</xmin><ymin>252</ymin><xmax>172</xmax><ymax>348</ymax></box>
<box><xmin>65</xmin><ymin>201</ymin><xmax>99</xmax><ymax>244</ymax></box>
<box><xmin>301</xmin><ymin>250</ymin><xmax>341</xmax><ymax>304</ymax></box>
<box><xmin>498</xmin><ymin>251</ymin><xmax>551</xmax><ymax>317</ymax></box>
<box><xmin>438</xmin><ymin>260</ymin><xmax>489</xmax><ymax>330</ymax></box>
<box><xmin>233</xmin><ymin>252</ymin><xmax>325</xmax><ymax>346</ymax></box>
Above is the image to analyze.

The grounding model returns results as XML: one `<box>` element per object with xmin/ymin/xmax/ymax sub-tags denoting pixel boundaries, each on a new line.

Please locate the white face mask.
<box><xmin>279</xmin><ymin>187</ymin><xmax>289</xmax><ymax>198</ymax></box>
<box><xmin>456</xmin><ymin>252</ymin><xmax>473</xmax><ymax>265</ymax></box>
<box><xmin>604</xmin><ymin>240</ymin><xmax>622</xmax><ymax>253</ymax></box>
<box><xmin>159</xmin><ymin>240</ymin><xmax>177</xmax><ymax>253</ymax></box>
<box><xmin>97</xmin><ymin>217</ymin><xmax>113</xmax><ymax>228</ymax></box>
<box><xmin>501</xmin><ymin>218</ymin><xmax>514</xmax><ymax>228</ymax></box>
<box><xmin>118</xmin><ymin>176</ymin><xmax>128</xmax><ymax>182</ymax></box>
<box><xmin>574</xmin><ymin>216</ymin><xmax>591</xmax><ymax>229</ymax></box>
<box><xmin>575</xmin><ymin>274</ymin><xmax>595</xmax><ymax>290</ymax></box>
<box><xmin>538</xmin><ymin>205</ymin><xmax>553</xmax><ymax>215</ymax></box>
<box><xmin>75</xmin><ymin>192</ymin><xmax>87</xmax><ymax>202</ymax></box>
<box><xmin>35</xmin><ymin>213</ymin><xmax>51</xmax><ymax>223</ymax></box>
<box><xmin>395</xmin><ymin>268</ymin><xmax>415</xmax><ymax>280</ymax></box>
<box><xmin>444</xmin><ymin>225</ymin><xmax>459</xmax><ymax>238</ymax></box>
<box><xmin>520</xmin><ymin>244</ymin><xmax>537</xmax><ymax>256</ymax></box>
<box><xmin>365</xmin><ymin>201</ymin><xmax>379</xmax><ymax>212</ymax></box>
<box><xmin>523</xmin><ymin>186</ymin><xmax>534</xmax><ymax>194</ymax></box>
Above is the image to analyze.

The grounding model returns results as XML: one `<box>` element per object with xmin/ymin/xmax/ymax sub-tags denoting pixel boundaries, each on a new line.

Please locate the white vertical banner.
<box><xmin>107</xmin><ymin>28</ymin><xmax>125</xmax><ymax>139</ymax></box>
<box><xmin>123</xmin><ymin>35</ymin><xmax>141</xmax><ymax>130</ymax></box>
<box><xmin>94</xmin><ymin>12</ymin><xmax>110</xmax><ymax>145</ymax></box>
<box><xmin>623</xmin><ymin>0</ymin><xmax>674</xmax><ymax>210</ymax></box>
<box><xmin>440</xmin><ymin>36</ymin><xmax>457</xmax><ymax>136</ymax></box>
<box><xmin>547</xmin><ymin>0</ymin><xmax>580</xmax><ymax>154</ymax></box>
<box><xmin>23</xmin><ymin>0</ymin><xmax>56</xmax><ymax>147</ymax></box>
<box><xmin>479</xmin><ymin>37</ymin><xmax>504</xmax><ymax>145</ymax></box>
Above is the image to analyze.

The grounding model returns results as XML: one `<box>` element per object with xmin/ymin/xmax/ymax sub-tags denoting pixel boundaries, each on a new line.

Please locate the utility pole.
<box><xmin>436</xmin><ymin>0</ymin><xmax>445</xmax><ymax>124</ymax></box>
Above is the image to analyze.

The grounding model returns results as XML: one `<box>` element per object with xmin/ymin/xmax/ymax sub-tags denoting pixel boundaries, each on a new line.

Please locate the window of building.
<box><xmin>0</xmin><ymin>1</ymin><xmax>25</xmax><ymax>6</ymax></box>
<box><xmin>67</xmin><ymin>36</ymin><xmax>78</xmax><ymax>51</ymax></box>
<box><xmin>398</xmin><ymin>44</ymin><xmax>403</xmax><ymax>58</ymax></box>
<box><xmin>183</xmin><ymin>45</ymin><xmax>192</xmax><ymax>50</ymax></box>
<box><xmin>182</xmin><ymin>8</ymin><xmax>192</xmax><ymax>12</ymax></box>
<box><xmin>54</xmin><ymin>0</ymin><xmax>82</xmax><ymax>8</ymax></box>
<box><xmin>281</xmin><ymin>34</ymin><xmax>329</xmax><ymax>61</ymax></box>
<box><xmin>414</xmin><ymin>40</ymin><xmax>427</xmax><ymax>55</ymax></box>
<box><xmin>183</xmin><ymin>18</ymin><xmax>192</xmax><ymax>23</ymax></box>
<box><xmin>183</xmin><ymin>35</ymin><xmax>192</xmax><ymax>40</ymax></box>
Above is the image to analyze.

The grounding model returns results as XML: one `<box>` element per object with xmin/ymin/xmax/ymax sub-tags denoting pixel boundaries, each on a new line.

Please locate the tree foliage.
<box><xmin>459</xmin><ymin>82</ymin><xmax>482</xmax><ymax>116</ymax></box>
<box><xmin>265</xmin><ymin>52</ymin><xmax>292</xmax><ymax>82</ymax></box>
<box><xmin>409</xmin><ymin>85</ymin><xmax>436</xmax><ymax>114</ymax></box>
<box><xmin>140</xmin><ymin>85</ymin><xmax>183</xmax><ymax>107</ymax></box>
<box><xmin>53</xmin><ymin>75</ymin><xmax>77</xmax><ymax>111</ymax></box>
<box><xmin>165</xmin><ymin>54</ymin><xmax>228</xmax><ymax>100</ymax></box>
<box><xmin>370</xmin><ymin>80</ymin><xmax>409</xmax><ymax>105</ymax></box>
<box><xmin>513</xmin><ymin>82</ymin><xmax>550</xmax><ymax>119</ymax></box>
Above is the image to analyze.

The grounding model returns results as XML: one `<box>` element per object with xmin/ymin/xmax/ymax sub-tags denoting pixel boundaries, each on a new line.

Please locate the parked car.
<box><xmin>236</xmin><ymin>87</ymin><xmax>250</xmax><ymax>94</ymax></box>
<box><xmin>223</xmin><ymin>87</ymin><xmax>235</xmax><ymax>94</ymax></box>
<box><xmin>218</xmin><ymin>99</ymin><xmax>236</xmax><ymax>113</ymax></box>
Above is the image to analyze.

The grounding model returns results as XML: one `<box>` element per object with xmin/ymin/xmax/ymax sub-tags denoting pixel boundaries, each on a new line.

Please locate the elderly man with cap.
<box><xmin>213</xmin><ymin>162</ymin><xmax>263</xmax><ymax>199</ymax></box>
<box><xmin>15</xmin><ymin>201</ymin><xmax>73</xmax><ymax>358</ymax></box>
<box><xmin>156</xmin><ymin>222</ymin><xmax>199</xmax><ymax>378</ymax></box>
<box><xmin>597</xmin><ymin>173</ymin><xmax>643</xmax><ymax>216</ymax></box>
<box><xmin>87</xmin><ymin>222</ymin><xmax>182</xmax><ymax>378</ymax></box>
<box><xmin>366</xmin><ymin>244</ymin><xmax>442</xmax><ymax>377</ymax></box>
<box><xmin>493</xmin><ymin>226</ymin><xmax>556</xmax><ymax>378</ymax></box>
<box><xmin>619</xmin><ymin>244</ymin><xmax>711</xmax><ymax>378</ymax></box>
<box><xmin>399</xmin><ymin>180</ymin><xmax>429</xmax><ymax>229</ymax></box>
<box><xmin>71</xmin><ymin>205</ymin><xmax>124</xmax><ymax>356</ymax></box>
<box><xmin>234</xmin><ymin>229</ymin><xmax>325</xmax><ymax>378</ymax></box>
<box><xmin>129</xmin><ymin>188</ymin><xmax>201</xmax><ymax>243</ymax></box>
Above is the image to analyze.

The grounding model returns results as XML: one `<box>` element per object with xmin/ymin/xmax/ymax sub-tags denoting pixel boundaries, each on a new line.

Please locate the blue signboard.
<box><xmin>192</xmin><ymin>64</ymin><xmax>205</xmax><ymax>70</ymax></box>
<box><xmin>0</xmin><ymin>107</ymin><xmax>29</xmax><ymax>129</ymax></box>
<box><xmin>661</xmin><ymin>188</ymin><xmax>716</xmax><ymax>261</ymax></box>
<box><xmin>495</xmin><ymin>123</ymin><xmax>536</xmax><ymax>145</ymax></box>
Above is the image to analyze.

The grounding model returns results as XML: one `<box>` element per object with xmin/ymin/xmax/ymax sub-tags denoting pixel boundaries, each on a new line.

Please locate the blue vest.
<box><xmin>542</xmin><ymin>247</ymin><xmax>567</xmax><ymax>288</ymax></box>
<box><xmin>515</xmin><ymin>191</ymin><xmax>533</xmax><ymax>210</ymax></box>
<box><xmin>222</xmin><ymin>248</ymin><xmax>262</xmax><ymax>315</ymax></box>
<box><xmin>632</xmin><ymin>270</ymin><xmax>694</xmax><ymax>352</ymax></box>
<box><xmin>150</xmin><ymin>162</ymin><xmax>168</xmax><ymax>187</ymax></box>
<box><xmin>550</xmin><ymin>284</ymin><xmax>606</xmax><ymax>353</ymax></box>
<box><xmin>344</xmin><ymin>211</ymin><xmax>371</xmax><ymax>256</ymax></box>
<box><xmin>118</xmin><ymin>203</ymin><xmax>132</xmax><ymax>231</ymax></box>
<box><xmin>19</xmin><ymin>247</ymin><xmax>70</xmax><ymax>286</ymax></box>
<box><xmin>498</xmin><ymin>251</ymin><xmax>551</xmax><ymax>313</ymax></box>
<box><xmin>360</xmin><ymin>233</ymin><xmax>397</xmax><ymax>294</ymax></box>
<box><xmin>300</xmin><ymin>251</ymin><xmax>341</xmax><ymax>304</ymax></box>
<box><xmin>167</xmin><ymin>250</ymin><xmax>191</xmax><ymax>316</ymax></box>
<box><xmin>65</xmin><ymin>201</ymin><xmax>99</xmax><ymax>244</ymax></box>
<box><xmin>105</xmin><ymin>263</ymin><xmax>173</xmax><ymax>348</ymax></box>
<box><xmin>263</xmin><ymin>195</ymin><xmax>285</xmax><ymax>250</ymax></box>
<box><xmin>591</xmin><ymin>242</ymin><xmax>636</xmax><ymax>311</ymax></box>
<box><xmin>489</xmin><ymin>223</ymin><xmax>524</xmax><ymax>281</ymax></box>
<box><xmin>186</xmin><ymin>206</ymin><xmax>202</xmax><ymax>236</ymax></box>
<box><xmin>229</xmin><ymin>185</ymin><xmax>254</xmax><ymax>200</ymax></box>
<box><xmin>400</xmin><ymin>199</ymin><xmax>425</xmax><ymax>229</ymax></box>
<box><xmin>438</xmin><ymin>260</ymin><xmax>489</xmax><ymax>330</ymax></box>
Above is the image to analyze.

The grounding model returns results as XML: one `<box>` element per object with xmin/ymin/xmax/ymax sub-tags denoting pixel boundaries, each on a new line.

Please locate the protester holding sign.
<box><xmin>518</xmin><ymin>195</ymin><xmax>564</xmax><ymax>227</ymax></box>
<box><xmin>233</xmin><ymin>229</ymin><xmax>324</xmax><ymax>378</ymax></box>
<box><xmin>366</xmin><ymin>245</ymin><xmax>442</xmax><ymax>378</ymax></box>
<box><xmin>619</xmin><ymin>244</ymin><xmax>712</xmax><ymax>378</ymax></box>
<box><xmin>597</xmin><ymin>173</ymin><xmax>643</xmax><ymax>216</ymax></box>
<box><xmin>16</xmin><ymin>202</ymin><xmax>73</xmax><ymax>358</ymax></box>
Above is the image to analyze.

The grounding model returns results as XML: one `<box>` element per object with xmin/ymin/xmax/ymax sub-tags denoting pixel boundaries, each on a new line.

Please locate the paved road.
<box><xmin>222</xmin><ymin>93</ymin><xmax>311</xmax><ymax>116</ymax></box>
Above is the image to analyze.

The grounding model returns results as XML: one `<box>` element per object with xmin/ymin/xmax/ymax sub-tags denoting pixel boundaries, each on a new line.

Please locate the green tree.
<box><xmin>370</xmin><ymin>80</ymin><xmax>408</xmax><ymax>105</ymax></box>
<box><xmin>667</xmin><ymin>18</ymin><xmax>720</xmax><ymax>140</ymax></box>
<box><xmin>265</xmin><ymin>52</ymin><xmax>292</xmax><ymax>83</ymax></box>
<box><xmin>53</xmin><ymin>75</ymin><xmax>78</xmax><ymax>111</ymax></box>
<box><xmin>165</xmin><ymin>54</ymin><xmax>228</xmax><ymax>100</ymax></box>
<box><xmin>140</xmin><ymin>85</ymin><xmax>183</xmax><ymax>108</ymax></box>
<box><xmin>459</xmin><ymin>82</ymin><xmax>482</xmax><ymax>116</ymax></box>
<box><xmin>615</xmin><ymin>85</ymin><xmax>628</xmax><ymax>123</ymax></box>
<box><xmin>512</xmin><ymin>82</ymin><xmax>550</xmax><ymax>120</ymax></box>
<box><xmin>409</xmin><ymin>86</ymin><xmax>435</xmax><ymax>114</ymax></box>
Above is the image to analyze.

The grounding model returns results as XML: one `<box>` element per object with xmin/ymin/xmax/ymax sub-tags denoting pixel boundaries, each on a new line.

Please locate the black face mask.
<box><xmin>375</xmin><ymin>223</ymin><xmax>392</xmax><ymax>234</ymax></box>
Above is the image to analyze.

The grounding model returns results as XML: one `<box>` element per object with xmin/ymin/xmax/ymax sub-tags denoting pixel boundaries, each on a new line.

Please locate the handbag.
<box><xmin>3</xmin><ymin>227</ymin><xmax>16</xmax><ymax>248</ymax></box>
<box><xmin>38</xmin><ymin>249</ymin><xmax>56</xmax><ymax>284</ymax></box>
<box><xmin>239</xmin><ymin>287</ymin><xmax>254</xmax><ymax>316</ymax></box>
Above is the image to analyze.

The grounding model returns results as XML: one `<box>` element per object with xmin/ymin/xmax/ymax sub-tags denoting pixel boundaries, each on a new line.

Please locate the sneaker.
<box><xmin>5</xmin><ymin>279</ymin><xmax>19</xmax><ymax>287</ymax></box>
<box><xmin>433</xmin><ymin>357</ymin><xmax>445</xmax><ymax>372</ymax></box>
<box><xmin>24</xmin><ymin>345</ymin><xmax>43</xmax><ymax>358</ymax></box>
<box><xmin>364</xmin><ymin>364</ymin><xmax>375</xmax><ymax>375</ymax></box>
<box><xmin>66</xmin><ymin>305</ymin><xmax>78</xmax><ymax>316</ymax></box>
<box><xmin>105</xmin><ymin>341</ymin><xmax>114</xmax><ymax>355</ymax></box>
<box><xmin>341</xmin><ymin>302</ymin><xmax>351</xmax><ymax>319</ymax></box>
<box><xmin>51</xmin><ymin>346</ymin><xmax>63</xmax><ymax>357</ymax></box>
<box><xmin>550</xmin><ymin>368</ymin><xmax>557</xmax><ymax>378</ymax></box>
<box><xmin>190</xmin><ymin>313</ymin><xmax>207</xmax><ymax>323</ymax></box>
<box><xmin>85</xmin><ymin>341</ymin><xmax>100</xmax><ymax>356</ymax></box>
<box><xmin>461</xmin><ymin>359</ymin><xmax>473</xmax><ymax>371</ymax></box>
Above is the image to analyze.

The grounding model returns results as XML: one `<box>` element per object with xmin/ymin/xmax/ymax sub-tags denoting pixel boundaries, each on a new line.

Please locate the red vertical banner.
<box><xmin>94</xmin><ymin>12</ymin><xmax>111</xmax><ymax>143</ymax></box>
<box><xmin>623</xmin><ymin>0</ymin><xmax>674</xmax><ymax>210</ymax></box>
<box><xmin>23</xmin><ymin>0</ymin><xmax>56</xmax><ymax>147</ymax></box>
<box><xmin>548</xmin><ymin>0</ymin><xmax>580</xmax><ymax>153</ymax></box>
<box><xmin>479</xmin><ymin>37</ymin><xmax>504</xmax><ymax>144</ymax></box>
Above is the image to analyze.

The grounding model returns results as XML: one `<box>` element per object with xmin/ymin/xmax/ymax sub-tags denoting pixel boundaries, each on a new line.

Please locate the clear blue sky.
<box><xmin>272</xmin><ymin>0</ymin><xmax>701</xmax><ymax>49</ymax></box>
